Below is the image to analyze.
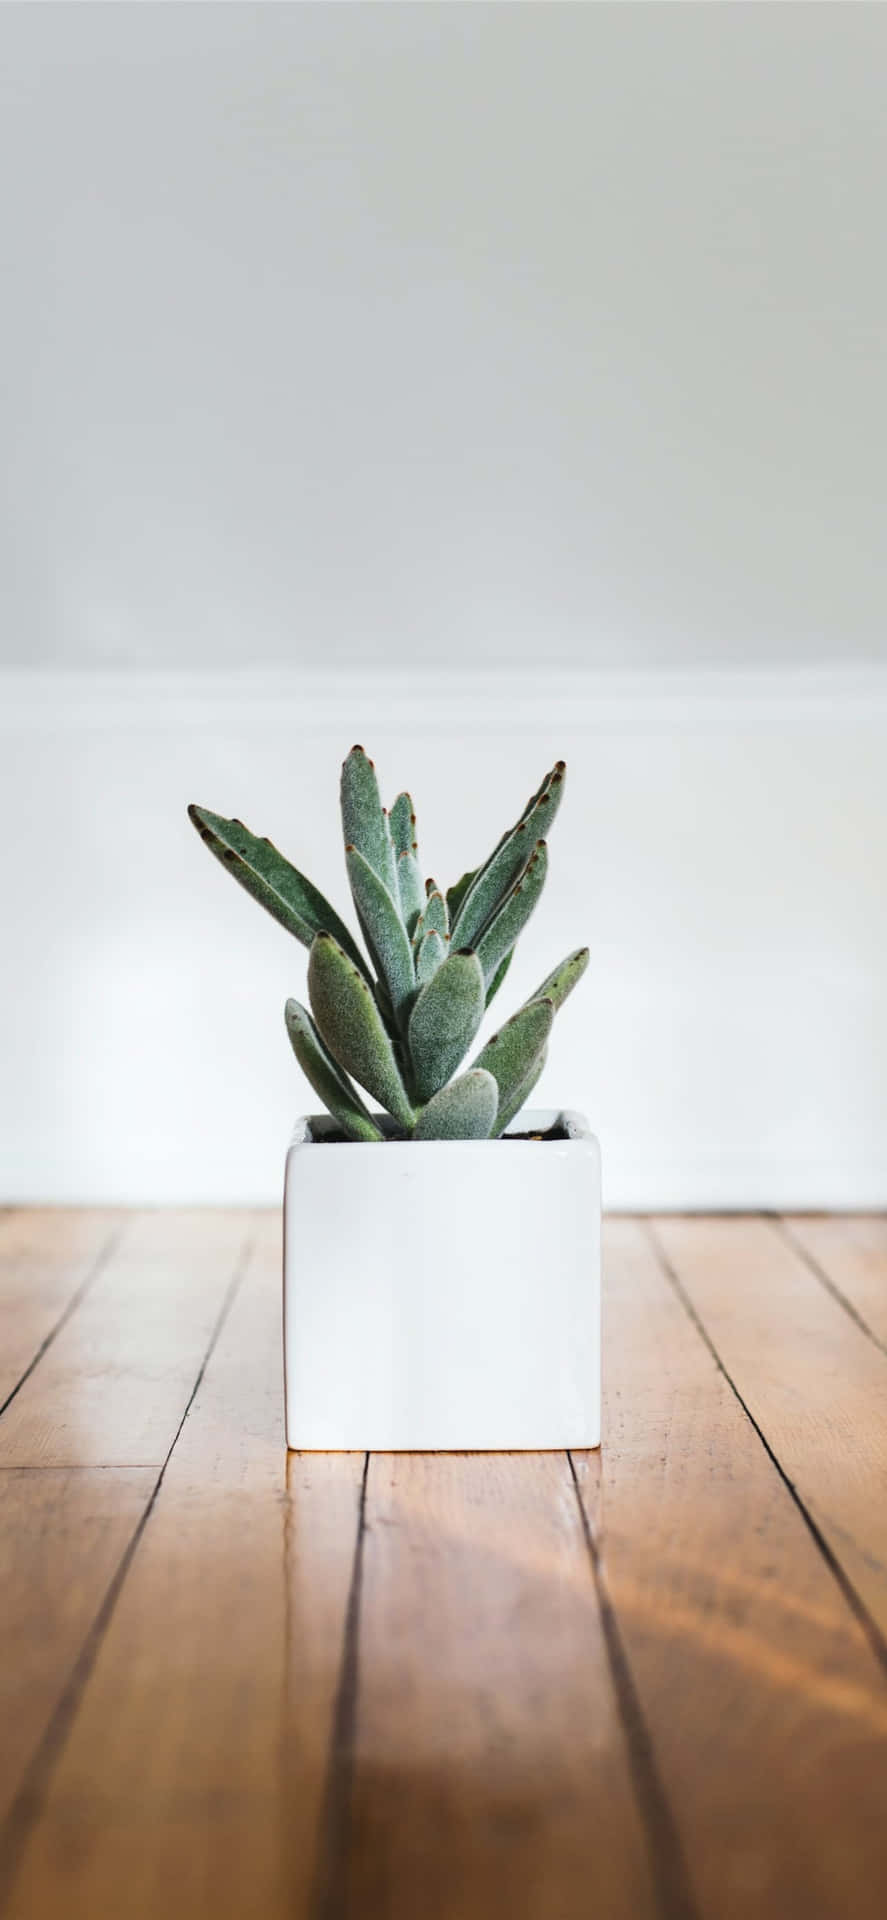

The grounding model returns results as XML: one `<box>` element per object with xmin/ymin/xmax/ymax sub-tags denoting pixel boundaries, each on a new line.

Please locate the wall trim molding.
<box><xmin>5</xmin><ymin>662</ymin><xmax>885</xmax><ymax>1208</ymax></box>
<box><xmin>5</xmin><ymin>663</ymin><xmax>887</xmax><ymax>736</ymax></box>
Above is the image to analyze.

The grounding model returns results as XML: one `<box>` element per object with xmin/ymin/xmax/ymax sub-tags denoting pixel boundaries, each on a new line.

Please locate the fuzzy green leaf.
<box><xmin>528</xmin><ymin>945</ymin><xmax>589</xmax><ymax>1013</ymax></box>
<box><xmin>519</xmin><ymin>759</ymin><xmax>566</xmax><ymax>822</ymax></box>
<box><xmin>475</xmin><ymin>841</ymin><xmax>548</xmax><ymax>987</ymax></box>
<box><xmin>187</xmin><ymin>805</ymin><xmax>369</xmax><ymax>979</ymax></box>
<box><xmin>445</xmin><ymin>867</ymin><xmax>476</xmax><ymax>926</ymax></box>
<box><xmin>484</xmin><ymin>949</ymin><xmax>513</xmax><ymax>1010</ymax></box>
<box><xmin>472</xmin><ymin>998</ymin><xmax>554</xmax><ymax>1119</ymax></box>
<box><xmin>408</xmin><ymin>949</ymin><xmax>486</xmax><ymax>1100</ymax></box>
<box><xmin>345</xmin><ymin>847</ymin><xmax>416</xmax><ymax>1023</ymax></box>
<box><xmin>413</xmin><ymin>1069</ymin><xmax>498</xmax><ymax>1141</ymax></box>
<box><xmin>389</xmin><ymin>792</ymin><xmax>416</xmax><ymax>858</ymax></box>
<box><xmin>396</xmin><ymin>850</ymin><xmax>425</xmax><ymax>937</ymax></box>
<box><xmin>284</xmin><ymin>999</ymin><xmax>383</xmax><ymax>1142</ymax></box>
<box><xmin>413</xmin><ymin>887</ymin><xmax>448</xmax><ymax>950</ymax></box>
<box><xmin>451</xmin><ymin>762</ymin><xmax>565</xmax><ymax>950</ymax></box>
<box><xmin>308</xmin><ymin>932</ymin><xmax>414</xmax><ymax>1130</ymax></box>
<box><xmin>416</xmin><ymin>927</ymin><xmax>446</xmax><ymax>986</ymax></box>
<box><xmin>494</xmin><ymin>1045</ymin><xmax>547</xmax><ymax>1136</ymax></box>
<box><xmin>340</xmin><ymin>746</ymin><xmax>399</xmax><ymax>900</ymax></box>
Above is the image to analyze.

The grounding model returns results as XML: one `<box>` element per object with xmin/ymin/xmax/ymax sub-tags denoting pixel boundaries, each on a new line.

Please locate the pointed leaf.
<box><xmin>396</xmin><ymin>849</ymin><xmax>425</xmax><ymax>937</ymax></box>
<box><xmin>413</xmin><ymin>1069</ymin><xmax>498</xmax><ymax>1141</ymax></box>
<box><xmin>519</xmin><ymin>758</ymin><xmax>566</xmax><ymax>822</ymax></box>
<box><xmin>413</xmin><ymin>887</ymin><xmax>448</xmax><ymax>945</ymax></box>
<box><xmin>408</xmin><ymin>949</ymin><xmax>486</xmax><ymax>1100</ymax></box>
<box><xmin>475</xmin><ymin>840</ymin><xmax>548</xmax><ymax>986</ymax></box>
<box><xmin>445</xmin><ymin>867</ymin><xmax>476</xmax><ymax>926</ymax></box>
<box><xmin>494</xmin><ymin>1045</ymin><xmax>547</xmax><ymax>1136</ymax></box>
<box><xmin>308</xmin><ymin>933</ymin><xmax>414</xmax><ymax>1130</ymax></box>
<box><xmin>345</xmin><ymin>846</ymin><xmax>416</xmax><ymax>1023</ymax></box>
<box><xmin>284</xmin><ymin>999</ymin><xmax>383</xmax><ymax>1142</ymax></box>
<box><xmin>528</xmin><ymin>946</ymin><xmax>589</xmax><ymax>1013</ymax></box>
<box><xmin>472</xmin><ymin>998</ymin><xmax>554</xmax><ymax>1119</ymax></box>
<box><xmin>416</xmin><ymin>927</ymin><xmax>446</xmax><ymax>986</ymax></box>
<box><xmin>187</xmin><ymin>805</ymin><xmax>370</xmax><ymax>978</ymax></box>
<box><xmin>451</xmin><ymin>761</ymin><xmax>565</xmax><ymax>950</ymax></box>
<box><xmin>340</xmin><ymin>746</ymin><xmax>398</xmax><ymax>899</ymax></box>
<box><xmin>389</xmin><ymin>792</ymin><xmax>417</xmax><ymax>858</ymax></box>
<box><xmin>484</xmin><ymin>949</ymin><xmax>513</xmax><ymax>1010</ymax></box>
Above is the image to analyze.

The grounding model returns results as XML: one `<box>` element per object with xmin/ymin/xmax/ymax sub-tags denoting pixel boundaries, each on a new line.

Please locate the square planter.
<box><xmin>283</xmin><ymin>1108</ymin><xmax>600</xmax><ymax>1451</ymax></box>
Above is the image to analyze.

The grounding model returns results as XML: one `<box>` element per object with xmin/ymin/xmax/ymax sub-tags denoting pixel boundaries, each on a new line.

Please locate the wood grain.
<box><xmin>0</xmin><ymin>1210</ymin><xmax>250</xmax><ymax>1467</ymax></box>
<box><xmin>6</xmin><ymin>1209</ymin><xmax>887</xmax><ymax>1920</ymax></box>
<box><xmin>4</xmin><ymin>1213</ymin><xmax>363</xmax><ymax>1920</ymax></box>
<box><xmin>783</xmin><ymin>1214</ymin><xmax>887</xmax><ymax>1350</ymax></box>
<box><xmin>344</xmin><ymin>1450</ymin><xmax>658</xmax><ymax>1920</ymax></box>
<box><xmin>571</xmin><ymin>1219</ymin><xmax>887</xmax><ymax>1920</ymax></box>
<box><xmin>652</xmin><ymin>1214</ymin><xmax>887</xmax><ymax>1645</ymax></box>
<box><xmin>0</xmin><ymin>1467</ymin><xmax>154</xmax><ymax>1826</ymax></box>
<box><xmin>0</xmin><ymin>1211</ymin><xmax>121</xmax><ymax>1411</ymax></box>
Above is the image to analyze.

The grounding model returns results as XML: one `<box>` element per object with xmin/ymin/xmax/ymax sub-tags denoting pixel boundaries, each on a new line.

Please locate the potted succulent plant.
<box><xmin>188</xmin><ymin>748</ymin><xmax>600</xmax><ymax>1449</ymax></box>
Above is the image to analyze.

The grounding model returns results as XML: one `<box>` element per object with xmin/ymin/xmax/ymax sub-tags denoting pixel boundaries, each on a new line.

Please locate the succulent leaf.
<box><xmin>416</xmin><ymin>927</ymin><xmax>446</xmax><ymax>986</ymax></box>
<box><xmin>408</xmin><ymin>949</ymin><xmax>486</xmax><ymax>1100</ymax></box>
<box><xmin>484</xmin><ymin>949</ymin><xmax>513</xmax><ymax>1010</ymax></box>
<box><xmin>519</xmin><ymin>759</ymin><xmax>566</xmax><ymax>822</ymax></box>
<box><xmin>389</xmin><ymin>792</ymin><xmax>416</xmax><ymax>858</ymax></box>
<box><xmin>345</xmin><ymin>846</ymin><xmax>416</xmax><ymax>1023</ymax></box>
<box><xmin>422</xmin><ymin>889</ymin><xmax>448</xmax><ymax>940</ymax></box>
<box><xmin>396</xmin><ymin>849</ymin><xmax>425</xmax><ymax>937</ymax></box>
<box><xmin>308</xmin><ymin>932</ymin><xmax>415</xmax><ymax>1130</ymax></box>
<box><xmin>340</xmin><ymin>746</ymin><xmax>399</xmax><ymax>900</ymax></box>
<box><xmin>445</xmin><ymin>867</ymin><xmax>476</xmax><ymax>926</ymax></box>
<box><xmin>474</xmin><ymin>840</ymin><xmax>548</xmax><ymax>986</ymax></box>
<box><xmin>472</xmin><ymin>997</ymin><xmax>554</xmax><ymax>1120</ymax></box>
<box><xmin>494</xmin><ymin>1044</ymin><xmax>548</xmax><ymax>1135</ymax></box>
<box><xmin>528</xmin><ymin>945</ymin><xmax>590</xmax><ymax>1013</ymax></box>
<box><xmin>412</xmin><ymin>886</ymin><xmax>449</xmax><ymax>953</ymax></box>
<box><xmin>284</xmin><ymin>999</ymin><xmax>383</xmax><ymax>1142</ymax></box>
<box><xmin>413</xmin><ymin>1069</ymin><xmax>498</xmax><ymax>1141</ymax></box>
<box><xmin>451</xmin><ymin>761</ymin><xmax>565</xmax><ymax>950</ymax></box>
<box><xmin>187</xmin><ymin>806</ymin><xmax>370</xmax><ymax>979</ymax></box>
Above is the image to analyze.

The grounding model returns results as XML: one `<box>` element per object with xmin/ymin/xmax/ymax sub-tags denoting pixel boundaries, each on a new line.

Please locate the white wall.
<box><xmin>3</xmin><ymin>8</ymin><xmax>886</xmax><ymax>1206</ymax></box>
<box><xmin>4</xmin><ymin>668</ymin><xmax>886</xmax><ymax>1208</ymax></box>
<box><xmin>2</xmin><ymin>2</ymin><xmax>886</xmax><ymax>672</ymax></box>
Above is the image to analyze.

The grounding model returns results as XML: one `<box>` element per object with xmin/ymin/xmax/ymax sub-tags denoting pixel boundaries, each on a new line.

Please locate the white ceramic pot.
<box><xmin>283</xmin><ymin>1108</ymin><xmax>600</xmax><ymax>1451</ymax></box>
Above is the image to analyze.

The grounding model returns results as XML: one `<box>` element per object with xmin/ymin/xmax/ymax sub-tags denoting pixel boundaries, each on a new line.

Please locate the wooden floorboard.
<box><xmin>1</xmin><ymin>1208</ymin><xmax>886</xmax><ymax>1919</ymax></box>
<box><xmin>0</xmin><ymin>1467</ymin><xmax>154</xmax><ymax>1828</ymax></box>
<box><xmin>0</xmin><ymin>1210</ymin><xmax>251</xmax><ymax>1468</ymax></box>
<box><xmin>652</xmin><ymin>1215</ymin><xmax>887</xmax><ymax>1650</ymax></box>
<box><xmin>343</xmin><ymin>1451</ymin><xmax>658</xmax><ymax>1920</ymax></box>
<box><xmin>573</xmin><ymin>1218</ymin><xmax>887</xmax><ymax>1920</ymax></box>
<box><xmin>782</xmin><ymin>1213</ymin><xmax>887</xmax><ymax>1352</ymax></box>
<box><xmin>0</xmin><ymin>1210</ymin><xmax>122</xmax><ymax>1413</ymax></box>
<box><xmin>2</xmin><ymin>1215</ymin><xmax>362</xmax><ymax>1920</ymax></box>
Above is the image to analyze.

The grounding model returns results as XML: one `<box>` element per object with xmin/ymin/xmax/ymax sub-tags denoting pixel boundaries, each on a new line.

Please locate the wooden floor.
<box><xmin>1</xmin><ymin>1214</ymin><xmax>886</xmax><ymax>1918</ymax></box>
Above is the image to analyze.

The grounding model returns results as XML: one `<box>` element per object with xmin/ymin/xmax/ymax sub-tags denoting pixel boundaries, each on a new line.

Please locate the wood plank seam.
<box><xmin>567</xmin><ymin>1451</ymin><xmax>701</xmax><ymax>1920</ymax></box>
<box><xmin>774</xmin><ymin>1215</ymin><xmax>887</xmax><ymax>1361</ymax></box>
<box><xmin>310</xmin><ymin>1451</ymin><xmax>369</xmax><ymax>1920</ymax></box>
<box><xmin>0</xmin><ymin>1224</ymin><xmax>255</xmax><ymax>1911</ymax></box>
<box><xmin>645</xmin><ymin>1218</ymin><xmax>887</xmax><ymax>1684</ymax></box>
<box><xmin>0</xmin><ymin>1219</ymin><xmax>125</xmax><ymax>1426</ymax></box>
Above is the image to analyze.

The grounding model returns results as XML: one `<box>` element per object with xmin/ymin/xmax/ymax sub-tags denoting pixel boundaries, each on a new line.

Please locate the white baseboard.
<box><xmin>4</xmin><ymin>666</ymin><xmax>887</xmax><ymax>1208</ymax></box>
